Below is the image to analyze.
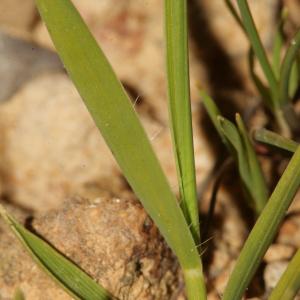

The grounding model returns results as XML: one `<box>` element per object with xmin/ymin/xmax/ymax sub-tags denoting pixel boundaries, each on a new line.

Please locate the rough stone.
<box><xmin>0</xmin><ymin>196</ymin><xmax>181</xmax><ymax>300</ymax></box>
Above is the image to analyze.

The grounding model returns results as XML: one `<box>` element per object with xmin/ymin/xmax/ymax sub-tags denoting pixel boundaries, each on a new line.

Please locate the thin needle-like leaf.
<box><xmin>0</xmin><ymin>205</ymin><xmax>113</xmax><ymax>300</ymax></box>
<box><xmin>279</xmin><ymin>29</ymin><xmax>300</xmax><ymax>106</ymax></box>
<box><xmin>248</xmin><ymin>48</ymin><xmax>273</xmax><ymax>110</ymax></box>
<box><xmin>288</xmin><ymin>59</ymin><xmax>299</xmax><ymax>99</ymax></box>
<box><xmin>224</xmin><ymin>0</ymin><xmax>245</xmax><ymax>34</ymax></box>
<box><xmin>237</xmin><ymin>0</ymin><xmax>279</xmax><ymax>108</ymax></box>
<box><xmin>202</xmin><ymin>93</ymin><xmax>267</xmax><ymax>214</ymax></box>
<box><xmin>165</xmin><ymin>0</ymin><xmax>199</xmax><ymax>243</ymax></box>
<box><xmin>200</xmin><ymin>90</ymin><xmax>228</xmax><ymax>146</ymax></box>
<box><xmin>35</xmin><ymin>1</ymin><xmax>206</xmax><ymax>299</ymax></box>
<box><xmin>254</xmin><ymin>128</ymin><xmax>298</xmax><ymax>153</ymax></box>
<box><xmin>236</xmin><ymin>114</ymin><xmax>268</xmax><ymax>213</ymax></box>
<box><xmin>269</xmin><ymin>249</ymin><xmax>300</xmax><ymax>300</ymax></box>
<box><xmin>13</xmin><ymin>288</ymin><xmax>25</xmax><ymax>300</ymax></box>
<box><xmin>223</xmin><ymin>146</ymin><xmax>300</xmax><ymax>300</ymax></box>
<box><xmin>272</xmin><ymin>8</ymin><xmax>288</xmax><ymax>79</ymax></box>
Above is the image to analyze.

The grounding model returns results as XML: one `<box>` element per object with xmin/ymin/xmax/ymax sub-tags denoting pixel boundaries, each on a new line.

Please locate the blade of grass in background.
<box><xmin>269</xmin><ymin>249</ymin><xmax>300</xmax><ymax>300</ymax></box>
<box><xmin>201</xmin><ymin>93</ymin><xmax>267</xmax><ymax>214</ymax></box>
<box><xmin>35</xmin><ymin>1</ymin><xmax>206</xmax><ymax>299</ymax></box>
<box><xmin>200</xmin><ymin>90</ymin><xmax>228</xmax><ymax>146</ymax></box>
<box><xmin>279</xmin><ymin>29</ymin><xmax>300</xmax><ymax>106</ymax></box>
<box><xmin>254</xmin><ymin>128</ymin><xmax>298</xmax><ymax>153</ymax></box>
<box><xmin>248</xmin><ymin>48</ymin><xmax>273</xmax><ymax>110</ymax></box>
<box><xmin>272</xmin><ymin>8</ymin><xmax>288</xmax><ymax>79</ymax></box>
<box><xmin>223</xmin><ymin>146</ymin><xmax>300</xmax><ymax>300</ymax></box>
<box><xmin>14</xmin><ymin>288</ymin><xmax>25</xmax><ymax>300</ymax></box>
<box><xmin>237</xmin><ymin>0</ymin><xmax>278</xmax><ymax>108</ymax></box>
<box><xmin>236</xmin><ymin>114</ymin><xmax>268</xmax><ymax>213</ymax></box>
<box><xmin>288</xmin><ymin>60</ymin><xmax>299</xmax><ymax>99</ymax></box>
<box><xmin>165</xmin><ymin>0</ymin><xmax>199</xmax><ymax>243</ymax></box>
<box><xmin>0</xmin><ymin>205</ymin><xmax>113</xmax><ymax>300</ymax></box>
<box><xmin>224</xmin><ymin>0</ymin><xmax>245</xmax><ymax>34</ymax></box>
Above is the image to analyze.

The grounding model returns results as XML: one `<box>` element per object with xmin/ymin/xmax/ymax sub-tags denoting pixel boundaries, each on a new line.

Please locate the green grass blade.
<box><xmin>223</xmin><ymin>146</ymin><xmax>300</xmax><ymax>300</ymax></box>
<box><xmin>269</xmin><ymin>249</ymin><xmax>300</xmax><ymax>300</ymax></box>
<box><xmin>236</xmin><ymin>114</ymin><xmax>268</xmax><ymax>213</ymax></box>
<box><xmin>218</xmin><ymin>116</ymin><xmax>250</xmax><ymax>184</ymax></box>
<box><xmin>14</xmin><ymin>288</ymin><xmax>25</xmax><ymax>300</ymax></box>
<box><xmin>202</xmin><ymin>93</ymin><xmax>267</xmax><ymax>214</ymax></box>
<box><xmin>200</xmin><ymin>90</ymin><xmax>228</xmax><ymax>146</ymax></box>
<box><xmin>0</xmin><ymin>205</ymin><xmax>113</xmax><ymax>300</ymax></box>
<box><xmin>35</xmin><ymin>1</ymin><xmax>206</xmax><ymax>299</ymax></box>
<box><xmin>288</xmin><ymin>59</ymin><xmax>299</xmax><ymax>99</ymax></box>
<box><xmin>224</xmin><ymin>0</ymin><xmax>246</xmax><ymax>34</ymax></box>
<box><xmin>254</xmin><ymin>128</ymin><xmax>298</xmax><ymax>153</ymax></box>
<box><xmin>165</xmin><ymin>0</ymin><xmax>199</xmax><ymax>243</ymax></box>
<box><xmin>248</xmin><ymin>48</ymin><xmax>273</xmax><ymax>109</ymax></box>
<box><xmin>237</xmin><ymin>0</ymin><xmax>278</xmax><ymax>107</ymax></box>
<box><xmin>272</xmin><ymin>8</ymin><xmax>288</xmax><ymax>79</ymax></box>
<box><xmin>279</xmin><ymin>29</ymin><xmax>300</xmax><ymax>106</ymax></box>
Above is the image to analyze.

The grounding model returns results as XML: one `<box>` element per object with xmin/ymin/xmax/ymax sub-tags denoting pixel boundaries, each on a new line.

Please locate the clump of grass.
<box><xmin>1</xmin><ymin>1</ymin><xmax>300</xmax><ymax>300</ymax></box>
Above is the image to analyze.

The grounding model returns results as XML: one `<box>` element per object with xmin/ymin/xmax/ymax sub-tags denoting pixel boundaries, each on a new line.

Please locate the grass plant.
<box><xmin>1</xmin><ymin>1</ymin><xmax>300</xmax><ymax>300</ymax></box>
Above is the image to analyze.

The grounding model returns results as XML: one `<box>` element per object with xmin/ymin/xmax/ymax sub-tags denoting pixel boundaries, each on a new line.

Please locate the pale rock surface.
<box><xmin>0</xmin><ymin>196</ymin><xmax>182</xmax><ymax>300</ymax></box>
<box><xmin>264</xmin><ymin>244</ymin><xmax>295</xmax><ymax>263</ymax></box>
<box><xmin>0</xmin><ymin>0</ymin><xmax>36</xmax><ymax>37</ymax></box>
<box><xmin>0</xmin><ymin>72</ymin><xmax>212</xmax><ymax>212</ymax></box>
<box><xmin>264</xmin><ymin>261</ymin><xmax>288</xmax><ymax>291</ymax></box>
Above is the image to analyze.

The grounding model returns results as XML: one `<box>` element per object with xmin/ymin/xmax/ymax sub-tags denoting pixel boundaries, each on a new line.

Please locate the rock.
<box><xmin>0</xmin><ymin>196</ymin><xmax>181</xmax><ymax>300</ymax></box>
<box><xmin>264</xmin><ymin>244</ymin><xmax>295</xmax><ymax>263</ymax></box>
<box><xmin>0</xmin><ymin>72</ymin><xmax>212</xmax><ymax>212</ymax></box>
<box><xmin>0</xmin><ymin>73</ymin><xmax>123</xmax><ymax>211</ymax></box>
<box><xmin>277</xmin><ymin>217</ymin><xmax>300</xmax><ymax>248</ymax></box>
<box><xmin>0</xmin><ymin>0</ymin><xmax>36</xmax><ymax>36</ymax></box>
<box><xmin>264</xmin><ymin>261</ymin><xmax>288</xmax><ymax>291</ymax></box>
<box><xmin>0</xmin><ymin>31</ymin><xmax>62</xmax><ymax>102</ymax></box>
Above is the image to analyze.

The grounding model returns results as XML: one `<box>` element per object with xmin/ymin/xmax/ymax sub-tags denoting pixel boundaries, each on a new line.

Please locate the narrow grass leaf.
<box><xmin>254</xmin><ymin>128</ymin><xmax>298</xmax><ymax>153</ymax></box>
<box><xmin>218</xmin><ymin>116</ymin><xmax>250</xmax><ymax>185</ymax></box>
<box><xmin>272</xmin><ymin>8</ymin><xmax>288</xmax><ymax>79</ymax></box>
<box><xmin>248</xmin><ymin>48</ymin><xmax>273</xmax><ymax>109</ymax></box>
<box><xmin>237</xmin><ymin>0</ymin><xmax>278</xmax><ymax>107</ymax></box>
<box><xmin>14</xmin><ymin>288</ymin><xmax>25</xmax><ymax>300</ymax></box>
<box><xmin>35</xmin><ymin>1</ymin><xmax>206</xmax><ymax>299</ymax></box>
<box><xmin>165</xmin><ymin>0</ymin><xmax>199</xmax><ymax>243</ymax></box>
<box><xmin>279</xmin><ymin>29</ymin><xmax>300</xmax><ymax>106</ymax></box>
<box><xmin>288</xmin><ymin>59</ymin><xmax>299</xmax><ymax>99</ymax></box>
<box><xmin>0</xmin><ymin>205</ymin><xmax>113</xmax><ymax>300</ymax></box>
<box><xmin>202</xmin><ymin>94</ymin><xmax>266</xmax><ymax>214</ymax></box>
<box><xmin>269</xmin><ymin>249</ymin><xmax>300</xmax><ymax>300</ymax></box>
<box><xmin>224</xmin><ymin>0</ymin><xmax>245</xmax><ymax>34</ymax></box>
<box><xmin>236</xmin><ymin>114</ymin><xmax>268</xmax><ymax>213</ymax></box>
<box><xmin>200</xmin><ymin>90</ymin><xmax>228</xmax><ymax>146</ymax></box>
<box><xmin>223</xmin><ymin>146</ymin><xmax>300</xmax><ymax>300</ymax></box>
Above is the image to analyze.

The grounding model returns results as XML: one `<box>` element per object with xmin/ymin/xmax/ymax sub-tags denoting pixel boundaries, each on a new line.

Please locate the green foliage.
<box><xmin>254</xmin><ymin>128</ymin><xmax>298</xmax><ymax>153</ymax></box>
<box><xmin>165</xmin><ymin>0</ymin><xmax>199</xmax><ymax>243</ymax></box>
<box><xmin>226</xmin><ymin>0</ymin><xmax>300</xmax><ymax>135</ymax></box>
<box><xmin>223</xmin><ymin>146</ymin><xmax>300</xmax><ymax>300</ymax></box>
<box><xmin>0</xmin><ymin>205</ymin><xmax>113</xmax><ymax>300</ymax></box>
<box><xmin>0</xmin><ymin>1</ymin><xmax>299</xmax><ymax>300</ymax></box>
<box><xmin>201</xmin><ymin>91</ymin><xmax>268</xmax><ymax>214</ymax></box>
<box><xmin>34</xmin><ymin>0</ymin><xmax>206</xmax><ymax>299</ymax></box>
<box><xmin>13</xmin><ymin>288</ymin><xmax>25</xmax><ymax>300</ymax></box>
<box><xmin>269</xmin><ymin>249</ymin><xmax>300</xmax><ymax>300</ymax></box>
